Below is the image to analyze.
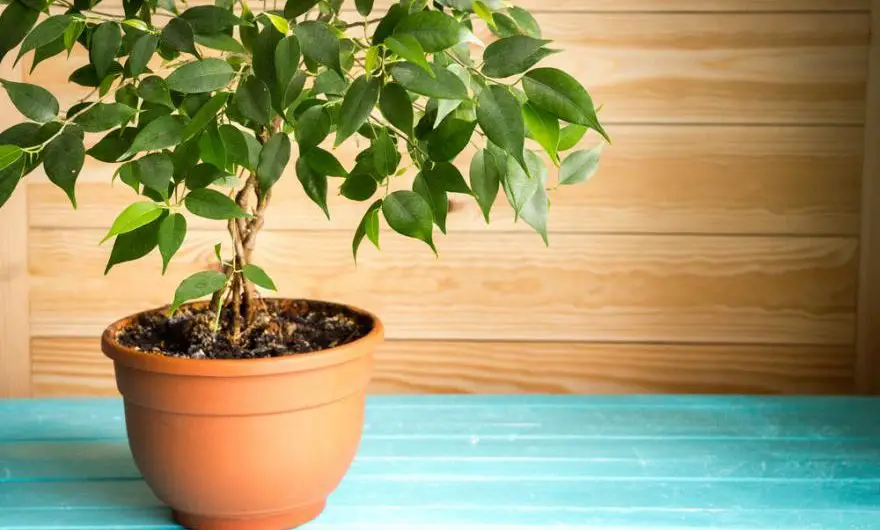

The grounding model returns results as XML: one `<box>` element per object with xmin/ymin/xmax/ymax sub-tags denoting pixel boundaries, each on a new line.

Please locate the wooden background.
<box><xmin>1</xmin><ymin>0</ymin><xmax>877</xmax><ymax>396</ymax></box>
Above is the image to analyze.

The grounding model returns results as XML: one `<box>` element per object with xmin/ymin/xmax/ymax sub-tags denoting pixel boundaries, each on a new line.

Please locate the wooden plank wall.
<box><xmin>3</xmin><ymin>0</ymin><xmax>873</xmax><ymax>395</ymax></box>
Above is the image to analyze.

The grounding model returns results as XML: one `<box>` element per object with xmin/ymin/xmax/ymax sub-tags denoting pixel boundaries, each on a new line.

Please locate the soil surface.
<box><xmin>116</xmin><ymin>299</ymin><xmax>373</xmax><ymax>359</ymax></box>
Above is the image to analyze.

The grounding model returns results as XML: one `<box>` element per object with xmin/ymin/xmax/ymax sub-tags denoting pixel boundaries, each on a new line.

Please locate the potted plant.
<box><xmin>0</xmin><ymin>0</ymin><xmax>607</xmax><ymax>527</ymax></box>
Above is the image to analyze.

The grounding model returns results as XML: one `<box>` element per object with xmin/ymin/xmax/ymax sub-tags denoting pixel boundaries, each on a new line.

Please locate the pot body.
<box><xmin>101</xmin><ymin>300</ymin><xmax>383</xmax><ymax>530</ymax></box>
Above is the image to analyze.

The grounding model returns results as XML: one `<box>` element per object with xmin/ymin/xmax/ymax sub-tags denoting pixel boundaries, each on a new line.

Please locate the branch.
<box><xmin>344</xmin><ymin>17</ymin><xmax>383</xmax><ymax>29</ymax></box>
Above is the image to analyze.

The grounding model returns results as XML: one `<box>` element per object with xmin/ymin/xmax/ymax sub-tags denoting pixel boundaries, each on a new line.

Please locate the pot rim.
<box><xmin>102</xmin><ymin>298</ymin><xmax>384</xmax><ymax>377</ymax></box>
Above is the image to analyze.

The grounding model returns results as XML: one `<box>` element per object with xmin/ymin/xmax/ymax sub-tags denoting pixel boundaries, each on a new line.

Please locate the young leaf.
<box><xmin>393</xmin><ymin>11</ymin><xmax>472</xmax><ymax>52</ymax></box>
<box><xmin>1</xmin><ymin>80</ymin><xmax>59</xmax><ymax>123</ymax></box>
<box><xmin>161</xmin><ymin>17</ymin><xmax>199</xmax><ymax>57</ymax></box>
<box><xmin>482</xmin><ymin>35</ymin><xmax>553</xmax><ymax>78</ymax></box>
<box><xmin>180</xmin><ymin>5</ymin><xmax>241</xmax><ymax>34</ymax></box>
<box><xmin>557</xmin><ymin>123</ymin><xmax>587</xmax><ymax>151</ymax></box>
<box><xmin>234</xmin><ymin>76</ymin><xmax>271</xmax><ymax>126</ymax></box>
<box><xmin>169</xmin><ymin>270</ymin><xmax>227</xmax><ymax>314</ymax></box>
<box><xmin>379</xmin><ymin>83</ymin><xmax>414</xmax><ymax>136</ymax></box>
<box><xmin>274</xmin><ymin>36</ymin><xmax>301</xmax><ymax>93</ymax></box>
<box><xmin>16</xmin><ymin>14</ymin><xmax>71</xmax><ymax>65</ymax></box>
<box><xmin>127</xmin><ymin>115</ymin><xmax>184</xmax><ymax>155</ymax></box>
<box><xmin>523</xmin><ymin>102</ymin><xmax>560</xmax><ymax>164</ymax></box>
<box><xmin>295</xmin><ymin>156</ymin><xmax>329</xmax><ymax>218</ymax></box>
<box><xmin>352</xmin><ymin>199</ymin><xmax>382</xmax><ymax>261</ymax></box>
<box><xmin>469</xmin><ymin>148</ymin><xmax>501</xmax><ymax>222</ymax></box>
<box><xmin>295</xmin><ymin>21</ymin><xmax>341</xmax><ymax>74</ymax></box>
<box><xmin>522</xmin><ymin>68</ymin><xmax>609</xmax><ymax>141</ymax></box>
<box><xmin>384</xmin><ymin>35</ymin><xmax>433</xmax><ymax>77</ymax></box>
<box><xmin>257</xmin><ymin>132</ymin><xmax>291</xmax><ymax>194</ymax></box>
<box><xmin>355</xmin><ymin>0</ymin><xmax>374</xmax><ymax>16</ymax></box>
<box><xmin>133</xmin><ymin>152</ymin><xmax>174</xmax><ymax>198</ymax></box>
<box><xmin>0</xmin><ymin>1</ymin><xmax>40</xmax><ymax>65</ymax></box>
<box><xmin>335</xmin><ymin>75</ymin><xmax>381</xmax><ymax>147</ymax></box>
<box><xmin>261</xmin><ymin>13</ymin><xmax>290</xmax><ymax>36</ymax></box>
<box><xmin>304</xmin><ymin>147</ymin><xmax>348</xmax><ymax>177</ymax></box>
<box><xmin>166</xmin><ymin>59</ymin><xmax>235</xmax><ymax>94</ymax></box>
<box><xmin>137</xmin><ymin>76</ymin><xmax>174</xmax><ymax>108</ymax></box>
<box><xmin>104</xmin><ymin>213</ymin><xmax>163</xmax><ymax>274</ymax></box>
<box><xmin>412</xmin><ymin>171</ymin><xmax>448</xmax><ymax>233</ymax></box>
<box><xmin>390</xmin><ymin>63</ymin><xmax>467</xmax><ymax>100</ymax></box>
<box><xmin>185</xmin><ymin>188</ymin><xmax>249</xmax><ymax>220</ymax></box>
<box><xmin>427</xmin><ymin>118</ymin><xmax>476</xmax><ymax>161</ymax></box>
<box><xmin>295</xmin><ymin>105</ymin><xmax>331</xmax><ymax>148</ymax></box>
<box><xmin>340</xmin><ymin>171</ymin><xmax>377</xmax><ymax>201</ymax></box>
<box><xmin>242</xmin><ymin>264</ymin><xmax>277</xmax><ymax>291</ymax></box>
<box><xmin>382</xmin><ymin>190</ymin><xmax>436</xmax><ymax>253</ymax></box>
<box><xmin>90</xmin><ymin>22</ymin><xmax>122</xmax><ymax>80</ymax></box>
<box><xmin>102</xmin><ymin>201</ymin><xmax>165</xmax><ymax>243</ymax></box>
<box><xmin>181</xmin><ymin>91</ymin><xmax>229</xmax><ymax>141</ymax></box>
<box><xmin>477</xmin><ymin>85</ymin><xmax>526</xmax><ymax>171</ymax></box>
<box><xmin>559</xmin><ymin>143</ymin><xmax>603</xmax><ymax>185</ymax></box>
<box><xmin>74</xmin><ymin>103</ymin><xmax>136</xmax><ymax>132</ymax></box>
<box><xmin>284</xmin><ymin>0</ymin><xmax>320</xmax><ymax>18</ymax></box>
<box><xmin>157</xmin><ymin>212</ymin><xmax>186</xmax><ymax>274</ymax></box>
<box><xmin>43</xmin><ymin>132</ymin><xmax>84</xmax><ymax>208</ymax></box>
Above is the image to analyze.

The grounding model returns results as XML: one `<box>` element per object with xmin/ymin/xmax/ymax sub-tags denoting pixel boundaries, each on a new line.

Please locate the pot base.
<box><xmin>172</xmin><ymin>501</ymin><xmax>326</xmax><ymax>530</ymax></box>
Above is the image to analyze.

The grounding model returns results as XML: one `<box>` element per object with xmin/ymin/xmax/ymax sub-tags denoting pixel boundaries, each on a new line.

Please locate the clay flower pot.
<box><xmin>101</xmin><ymin>300</ymin><xmax>383</xmax><ymax>529</ymax></box>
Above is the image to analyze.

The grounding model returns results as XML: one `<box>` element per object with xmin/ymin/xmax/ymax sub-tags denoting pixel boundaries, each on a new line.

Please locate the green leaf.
<box><xmin>295</xmin><ymin>21</ymin><xmax>341</xmax><ymax>74</ymax></box>
<box><xmin>508</xmin><ymin>6</ymin><xmax>541</xmax><ymax>38</ymax></box>
<box><xmin>261</xmin><ymin>13</ymin><xmax>289</xmax><ymax>35</ymax></box>
<box><xmin>0</xmin><ymin>1</ymin><xmax>39</xmax><ymax>65</ymax></box>
<box><xmin>122</xmin><ymin>19</ymin><xmax>149</xmax><ymax>32</ymax></box>
<box><xmin>16</xmin><ymin>14</ymin><xmax>71</xmax><ymax>65</ymax></box>
<box><xmin>253</xmin><ymin>24</ymin><xmax>283</xmax><ymax>86</ymax></box>
<box><xmin>477</xmin><ymin>85</ymin><xmax>526</xmax><ymax>171</ymax></box>
<box><xmin>194</xmin><ymin>32</ymin><xmax>245</xmax><ymax>53</ymax></box>
<box><xmin>372</xmin><ymin>129</ymin><xmax>398</xmax><ymax>177</ymax></box>
<box><xmin>482</xmin><ymin>35</ymin><xmax>553</xmax><ymax>79</ymax></box>
<box><xmin>284</xmin><ymin>0</ymin><xmax>320</xmax><ymax>18</ymax></box>
<box><xmin>520</xmin><ymin>168</ymin><xmax>548</xmax><ymax>244</ymax></box>
<box><xmin>73</xmin><ymin>103</ymin><xmax>136</xmax><ymax>132</ymax></box>
<box><xmin>127</xmin><ymin>34</ymin><xmax>158</xmax><ymax>78</ymax></box>
<box><xmin>218</xmin><ymin>124</ymin><xmax>258</xmax><ymax>171</ymax></box>
<box><xmin>472</xmin><ymin>0</ymin><xmax>496</xmax><ymax>28</ymax></box>
<box><xmin>372</xmin><ymin>3</ymin><xmax>406</xmax><ymax>45</ymax></box>
<box><xmin>161</xmin><ymin>17</ymin><xmax>199</xmax><ymax>57</ymax></box>
<box><xmin>257</xmin><ymin>132</ymin><xmax>291</xmax><ymax>194</ymax></box>
<box><xmin>274</xmin><ymin>36</ymin><xmax>301</xmax><ymax>92</ymax></box>
<box><xmin>0</xmin><ymin>157</ymin><xmax>25</xmax><ymax>209</ymax></box>
<box><xmin>126</xmin><ymin>115</ymin><xmax>184</xmax><ymax>157</ymax></box>
<box><xmin>104</xmin><ymin>213</ymin><xmax>163</xmax><ymax>274</ymax></box>
<box><xmin>352</xmin><ymin>199</ymin><xmax>381</xmax><ymax>261</ymax></box>
<box><xmin>0</xmin><ymin>145</ymin><xmax>23</xmax><ymax>172</ymax></box>
<box><xmin>523</xmin><ymin>102</ymin><xmax>559</xmax><ymax>165</ymax></box>
<box><xmin>559</xmin><ymin>143</ymin><xmax>603</xmax><ymax>186</ymax></box>
<box><xmin>394</xmin><ymin>11</ymin><xmax>472</xmax><ymax>53</ymax></box>
<box><xmin>355</xmin><ymin>0</ymin><xmax>374</xmax><ymax>16</ymax></box>
<box><xmin>63</xmin><ymin>19</ymin><xmax>85</xmax><ymax>55</ymax></box>
<box><xmin>340</xmin><ymin>171</ymin><xmax>377</xmax><ymax>201</ymax></box>
<box><xmin>181</xmin><ymin>91</ymin><xmax>229</xmax><ymax>141</ymax></box>
<box><xmin>469</xmin><ymin>148</ymin><xmax>501</xmax><ymax>222</ymax></box>
<box><xmin>294</xmin><ymin>105</ymin><xmax>330</xmax><ymax>148</ymax></box>
<box><xmin>115</xmin><ymin>160</ymin><xmax>140</xmax><ymax>193</ymax></box>
<box><xmin>87</xmin><ymin>128</ymin><xmax>135</xmax><ymax>163</ymax></box>
<box><xmin>295</xmin><ymin>156</ymin><xmax>329</xmax><ymax>218</ymax></box>
<box><xmin>90</xmin><ymin>22</ymin><xmax>122</xmax><ymax>80</ymax></box>
<box><xmin>413</xmin><ymin>171</ymin><xmax>448</xmax><ymax>233</ymax></box>
<box><xmin>166</xmin><ymin>58</ymin><xmax>235</xmax><ymax>94</ymax></box>
<box><xmin>234</xmin><ymin>76</ymin><xmax>271</xmax><ymax>126</ymax></box>
<box><xmin>137</xmin><ymin>76</ymin><xmax>174</xmax><ymax>108</ymax></box>
<box><xmin>390</xmin><ymin>62</ymin><xmax>468</xmax><ymax>100</ymax></box>
<box><xmin>382</xmin><ymin>190</ymin><xmax>436</xmax><ymax>253</ymax></box>
<box><xmin>171</xmin><ymin>137</ymin><xmax>201</xmax><ymax>180</ymax></box>
<box><xmin>313</xmin><ymin>69</ymin><xmax>346</xmax><ymax>96</ymax></box>
<box><xmin>280</xmin><ymin>70</ymin><xmax>306</xmax><ymax>111</ymax></box>
<box><xmin>180</xmin><ymin>5</ymin><xmax>241</xmax><ymax>34</ymax></box>
<box><xmin>185</xmin><ymin>162</ymin><xmax>229</xmax><ymax>189</ymax></box>
<box><xmin>1</xmin><ymin>80</ymin><xmax>59</xmax><ymax>123</ymax></box>
<box><xmin>198</xmin><ymin>122</ymin><xmax>227</xmax><ymax>169</ymax></box>
<box><xmin>500</xmin><ymin>149</ymin><xmax>540</xmax><ymax>218</ymax></box>
<box><xmin>29</xmin><ymin>36</ymin><xmax>64</xmax><ymax>75</ymax></box>
<box><xmin>384</xmin><ymin>35</ymin><xmax>433</xmax><ymax>77</ymax></box>
<box><xmin>185</xmin><ymin>188</ymin><xmax>249</xmax><ymax>219</ymax></box>
<box><xmin>43</xmin><ymin>132</ymin><xmax>84</xmax><ymax>208</ymax></box>
<box><xmin>242</xmin><ymin>264</ymin><xmax>277</xmax><ymax>291</ymax></box>
<box><xmin>427</xmin><ymin>118</ymin><xmax>475</xmax><ymax>161</ymax></box>
<box><xmin>424</xmin><ymin>161</ymin><xmax>471</xmax><ymax>194</ymax></box>
<box><xmin>133</xmin><ymin>152</ymin><xmax>174</xmax><ymax>198</ymax></box>
<box><xmin>102</xmin><ymin>201</ymin><xmax>165</xmax><ymax>243</ymax></box>
<box><xmin>522</xmin><ymin>68</ymin><xmax>609</xmax><ymax>141</ymax></box>
<box><xmin>305</xmin><ymin>147</ymin><xmax>347</xmax><ymax>177</ymax></box>
<box><xmin>557</xmin><ymin>123</ymin><xmax>587</xmax><ymax>151</ymax></box>
<box><xmin>158</xmin><ymin>212</ymin><xmax>186</xmax><ymax>274</ymax></box>
<box><xmin>169</xmin><ymin>270</ymin><xmax>227</xmax><ymax>314</ymax></box>
<box><xmin>336</xmin><ymin>75</ymin><xmax>381</xmax><ymax>147</ymax></box>
<box><xmin>378</xmin><ymin>83</ymin><xmax>414</xmax><ymax>137</ymax></box>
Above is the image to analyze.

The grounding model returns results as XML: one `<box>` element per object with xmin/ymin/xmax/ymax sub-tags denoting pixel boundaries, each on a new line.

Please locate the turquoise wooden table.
<box><xmin>1</xmin><ymin>396</ymin><xmax>879</xmax><ymax>529</ymax></box>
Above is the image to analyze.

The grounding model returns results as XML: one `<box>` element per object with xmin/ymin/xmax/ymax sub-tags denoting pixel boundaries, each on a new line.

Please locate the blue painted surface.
<box><xmin>1</xmin><ymin>396</ymin><xmax>879</xmax><ymax>529</ymax></box>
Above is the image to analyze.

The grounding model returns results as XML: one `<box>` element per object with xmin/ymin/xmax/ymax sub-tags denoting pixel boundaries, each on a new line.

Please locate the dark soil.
<box><xmin>116</xmin><ymin>299</ymin><xmax>373</xmax><ymax>359</ymax></box>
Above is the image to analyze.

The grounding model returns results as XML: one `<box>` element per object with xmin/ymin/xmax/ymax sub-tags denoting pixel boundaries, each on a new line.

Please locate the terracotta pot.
<box><xmin>101</xmin><ymin>299</ymin><xmax>383</xmax><ymax>530</ymax></box>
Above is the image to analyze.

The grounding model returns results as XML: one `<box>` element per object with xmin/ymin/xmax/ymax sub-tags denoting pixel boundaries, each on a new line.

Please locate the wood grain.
<box><xmin>22</xmin><ymin>14</ymin><xmax>870</xmax><ymax>125</ymax></box>
<box><xmin>856</xmin><ymin>0</ymin><xmax>880</xmax><ymax>394</ymax></box>
<box><xmin>28</xmin><ymin>229</ymin><xmax>858</xmax><ymax>344</ymax></box>
<box><xmin>29</xmin><ymin>125</ymin><xmax>863</xmax><ymax>236</ymax></box>
<box><xmin>30</xmin><ymin>337</ymin><xmax>854</xmax><ymax>396</ymax></box>
<box><xmin>0</xmin><ymin>57</ymin><xmax>30</xmax><ymax>398</ymax></box>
